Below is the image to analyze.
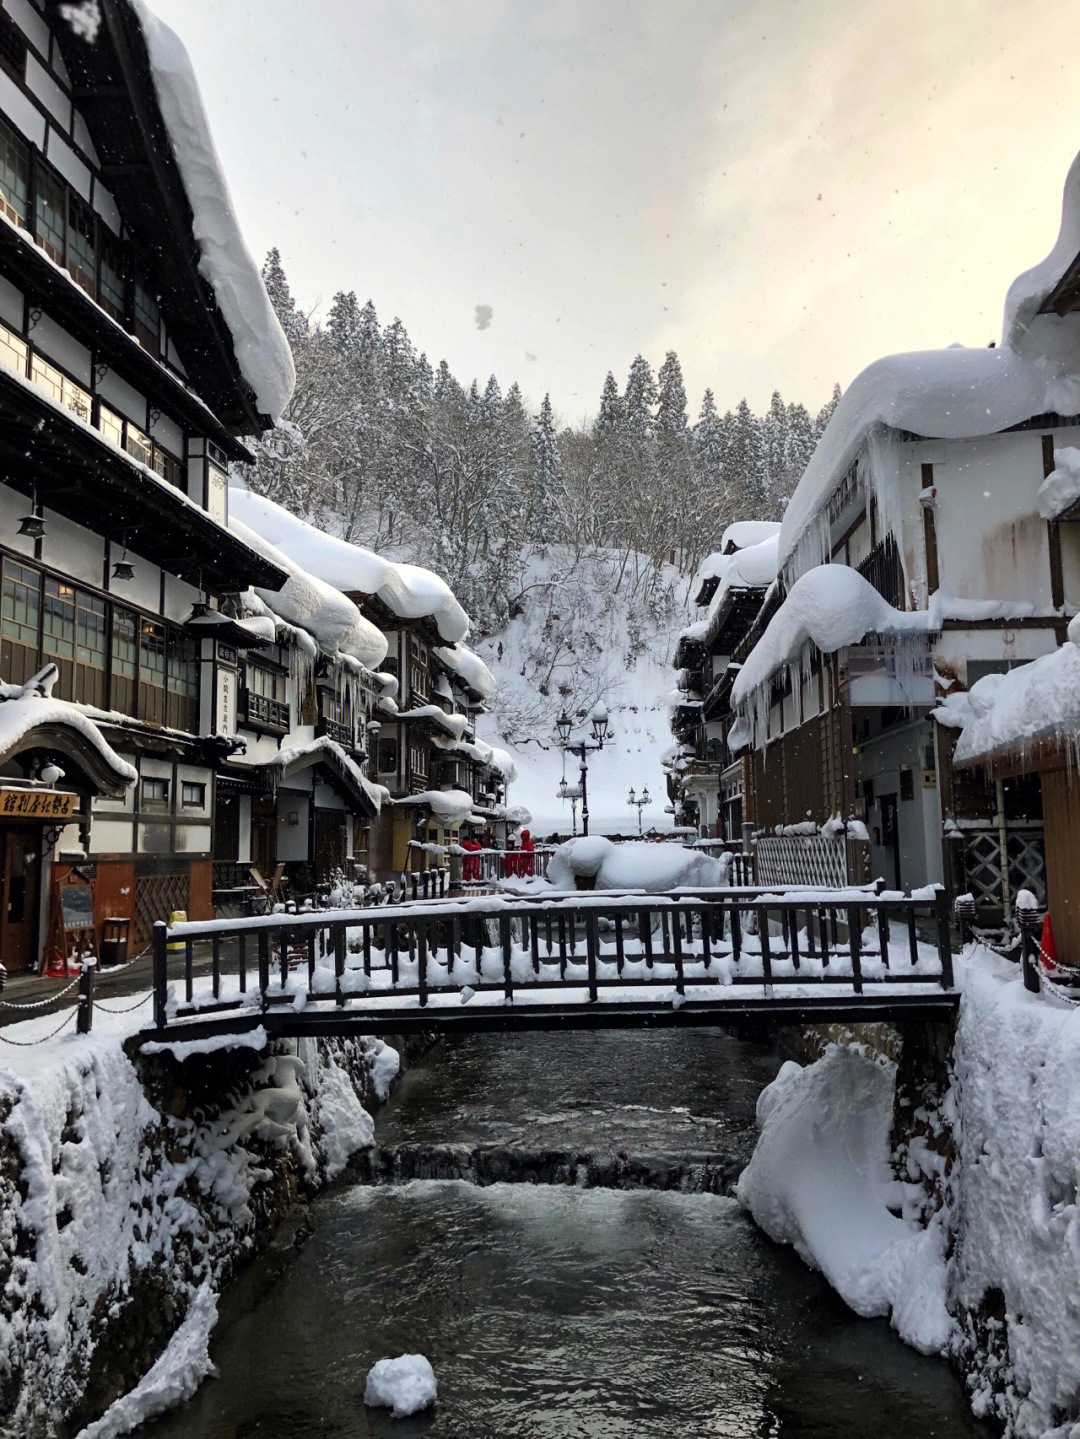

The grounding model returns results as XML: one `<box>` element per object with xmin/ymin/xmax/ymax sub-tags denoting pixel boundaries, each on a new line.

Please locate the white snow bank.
<box><xmin>229</xmin><ymin>488</ymin><xmax>470</xmax><ymax>642</ymax></box>
<box><xmin>731</xmin><ymin>564</ymin><xmax>933</xmax><ymax>707</ymax></box>
<box><xmin>737</xmin><ymin>1046</ymin><xmax>951</xmax><ymax>1354</ymax></box>
<box><xmin>1037</xmin><ymin>446</ymin><xmax>1080</xmax><ymax>520</ymax></box>
<box><xmin>230</xmin><ymin>516</ymin><xmax>386</xmax><ymax>669</ymax></box>
<box><xmin>935</xmin><ymin>636</ymin><xmax>1080</xmax><ymax>765</ymax></box>
<box><xmin>546</xmin><ymin>837</ymin><xmax>728</xmax><ymax>891</ymax></box>
<box><xmin>367</xmin><ymin>1039</ymin><xmax>400</xmax><ymax>1103</ymax></box>
<box><xmin>130</xmin><ymin>2</ymin><xmax>294</xmax><ymax>422</ymax></box>
<box><xmin>74</xmin><ymin>1284</ymin><xmax>218</xmax><ymax>1439</ymax></box>
<box><xmin>434</xmin><ymin>642</ymin><xmax>496</xmax><ymax>699</ymax></box>
<box><xmin>363</xmin><ymin>1354</ymin><xmax>437</xmax><ymax>1417</ymax></box>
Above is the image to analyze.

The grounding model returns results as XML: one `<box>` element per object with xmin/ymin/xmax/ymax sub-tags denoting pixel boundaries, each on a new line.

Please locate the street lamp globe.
<box><xmin>555</xmin><ymin>711</ymin><xmax>573</xmax><ymax>745</ymax></box>
<box><xmin>628</xmin><ymin>787</ymin><xmax>635</xmax><ymax>805</ymax></box>
<box><xmin>642</xmin><ymin>786</ymin><xmax>650</xmax><ymax>805</ymax></box>
<box><xmin>590</xmin><ymin>702</ymin><xmax>609</xmax><ymax>745</ymax></box>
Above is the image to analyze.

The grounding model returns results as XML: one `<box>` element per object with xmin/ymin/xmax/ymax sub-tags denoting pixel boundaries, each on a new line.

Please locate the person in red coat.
<box><xmin>461</xmin><ymin>836</ymin><xmax>482</xmax><ymax>882</ymax></box>
<box><xmin>517</xmin><ymin>827</ymin><xmax>535</xmax><ymax>878</ymax></box>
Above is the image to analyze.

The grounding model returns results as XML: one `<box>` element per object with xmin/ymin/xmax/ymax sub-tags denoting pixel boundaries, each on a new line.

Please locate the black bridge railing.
<box><xmin>150</xmin><ymin>885</ymin><xmax>955</xmax><ymax>1037</ymax></box>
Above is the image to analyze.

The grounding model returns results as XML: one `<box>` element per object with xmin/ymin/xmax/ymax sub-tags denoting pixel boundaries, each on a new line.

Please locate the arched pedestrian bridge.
<box><xmin>144</xmin><ymin>884</ymin><xmax>958</xmax><ymax>1047</ymax></box>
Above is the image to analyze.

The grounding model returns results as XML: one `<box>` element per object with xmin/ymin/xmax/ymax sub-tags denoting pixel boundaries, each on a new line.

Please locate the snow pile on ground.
<box><xmin>935</xmin><ymin>625</ymin><xmax>1080</xmax><ymax>765</ymax></box>
<box><xmin>130</xmin><ymin>2</ymin><xmax>294</xmax><ymax>422</ymax></box>
<box><xmin>74</xmin><ymin>1285</ymin><xmax>218</xmax><ymax>1439</ymax></box>
<box><xmin>948</xmin><ymin>950</ymin><xmax>1080</xmax><ymax>1436</ymax></box>
<box><xmin>475</xmin><ymin>547</ymin><xmax>685</xmax><ymax>836</ymax></box>
<box><xmin>230</xmin><ymin>487</ymin><xmax>470</xmax><ymax>642</ymax></box>
<box><xmin>363</xmin><ymin>1354</ymin><xmax>437</xmax><ymax>1417</ymax></box>
<box><xmin>546</xmin><ymin>836</ymin><xmax>728</xmax><ymax>891</ymax></box>
<box><xmin>737</xmin><ymin>1045</ymin><xmax>951</xmax><ymax>1354</ymax></box>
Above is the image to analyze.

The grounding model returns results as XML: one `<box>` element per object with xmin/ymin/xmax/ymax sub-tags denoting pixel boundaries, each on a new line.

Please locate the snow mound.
<box><xmin>737</xmin><ymin>1046</ymin><xmax>951</xmax><ymax>1354</ymax></box>
<box><xmin>1036</xmin><ymin>445</ymin><xmax>1080</xmax><ymax>520</ymax></box>
<box><xmin>434</xmin><ymin>643</ymin><xmax>495</xmax><ymax>699</ymax></box>
<box><xmin>546</xmin><ymin>837</ymin><xmax>728</xmax><ymax>891</ymax></box>
<box><xmin>363</xmin><ymin>1354</ymin><xmax>437</xmax><ymax>1418</ymax></box>
<box><xmin>130</xmin><ymin>2</ymin><xmax>294</xmax><ymax>422</ymax></box>
<box><xmin>230</xmin><ymin>488</ymin><xmax>469</xmax><ymax>641</ymax></box>
<box><xmin>75</xmin><ymin>1284</ymin><xmax>218</xmax><ymax>1439</ymax></box>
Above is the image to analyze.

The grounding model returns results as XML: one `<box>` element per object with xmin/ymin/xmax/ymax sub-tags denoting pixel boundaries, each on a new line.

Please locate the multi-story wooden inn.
<box><xmin>0</xmin><ymin>0</ymin><xmax>297</xmax><ymax>967</ymax></box>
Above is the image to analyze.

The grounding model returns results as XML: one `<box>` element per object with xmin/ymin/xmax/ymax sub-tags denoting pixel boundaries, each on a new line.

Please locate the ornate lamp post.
<box><xmin>557</xmin><ymin>778</ymin><xmax>581</xmax><ymax>835</ymax></box>
<box><xmin>627</xmin><ymin>785</ymin><xmax>652</xmax><ymax>835</ymax></box>
<box><xmin>554</xmin><ymin>703</ymin><xmax>610</xmax><ymax>837</ymax></box>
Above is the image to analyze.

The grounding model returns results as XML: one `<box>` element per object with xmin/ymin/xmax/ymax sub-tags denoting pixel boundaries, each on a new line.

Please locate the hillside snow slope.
<box><xmin>472</xmin><ymin>547</ymin><xmax>687</xmax><ymax>837</ymax></box>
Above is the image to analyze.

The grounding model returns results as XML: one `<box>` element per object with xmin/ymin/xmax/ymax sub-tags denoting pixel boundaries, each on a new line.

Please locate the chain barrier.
<box><xmin>0</xmin><ymin>1006</ymin><xmax>78</xmax><ymax>1046</ymax></box>
<box><xmin>94</xmin><ymin>991</ymin><xmax>154</xmax><ymax>1015</ymax></box>
<box><xmin>0</xmin><ymin>973</ymin><xmax>82</xmax><ymax>1011</ymax></box>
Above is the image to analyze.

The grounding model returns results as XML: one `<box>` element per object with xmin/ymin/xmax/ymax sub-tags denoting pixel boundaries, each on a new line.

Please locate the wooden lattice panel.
<box><xmin>134</xmin><ymin>872</ymin><xmax>190</xmax><ymax>947</ymax></box>
<box><xmin>755</xmin><ymin>835</ymin><xmax>848</xmax><ymax>889</ymax></box>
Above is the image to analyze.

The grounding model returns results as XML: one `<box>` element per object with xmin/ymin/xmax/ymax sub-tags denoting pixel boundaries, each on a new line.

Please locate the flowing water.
<box><xmin>140</xmin><ymin>1030</ymin><xmax>990</xmax><ymax>1438</ymax></box>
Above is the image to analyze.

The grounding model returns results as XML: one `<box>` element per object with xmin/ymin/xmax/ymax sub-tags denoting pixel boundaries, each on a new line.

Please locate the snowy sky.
<box><xmin>150</xmin><ymin>0</ymin><xmax>1080</xmax><ymax>425</ymax></box>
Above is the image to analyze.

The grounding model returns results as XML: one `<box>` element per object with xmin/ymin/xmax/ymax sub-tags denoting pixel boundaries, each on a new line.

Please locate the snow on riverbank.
<box><xmin>739</xmin><ymin>947</ymin><xmax>1080</xmax><ymax>1436</ymax></box>
<box><xmin>0</xmin><ymin>1004</ymin><xmax>387</xmax><ymax>1434</ymax></box>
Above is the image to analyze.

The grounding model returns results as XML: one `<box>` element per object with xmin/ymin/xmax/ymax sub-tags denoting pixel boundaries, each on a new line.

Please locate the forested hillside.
<box><xmin>236</xmin><ymin>252</ymin><xmax>839</xmax><ymax>829</ymax></box>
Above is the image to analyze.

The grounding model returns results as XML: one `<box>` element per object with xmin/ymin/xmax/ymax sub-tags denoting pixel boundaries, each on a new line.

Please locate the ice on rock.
<box><xmin>363</xmin><ymin>1354</ymin><xmax>437</xmax><ymax>1418</ymax></box>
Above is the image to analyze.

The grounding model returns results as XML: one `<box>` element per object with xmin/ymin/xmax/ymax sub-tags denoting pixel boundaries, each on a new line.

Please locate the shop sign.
<box><xmin>0</xmin><ymin>788</ymin><xmax>79</xmax><ymax>820</ymax></box>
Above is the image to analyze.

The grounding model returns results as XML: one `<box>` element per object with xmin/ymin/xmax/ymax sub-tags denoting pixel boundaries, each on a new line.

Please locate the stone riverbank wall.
<box><xmin>0</xmin><ymin>1029</ymin><xmax>428</xmax><ymax>1439</ymax></box>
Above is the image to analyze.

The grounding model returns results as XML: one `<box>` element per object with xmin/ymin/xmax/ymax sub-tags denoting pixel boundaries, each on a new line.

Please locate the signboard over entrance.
<box><xmin>0</xmin><ymin>788</ymin><xmax>79</xmax><ymax>820</ymax></box>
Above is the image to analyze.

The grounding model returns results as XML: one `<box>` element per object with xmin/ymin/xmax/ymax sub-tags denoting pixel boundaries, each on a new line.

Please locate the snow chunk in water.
<box><xmin>737</xmin><ymin>1047</ymin><xmax>951</xmax><ymax>1354</ymax></box>
<box><xmin>130</xmin><ymin>3</ymin><xmax>294</xmax><ymax>422</ymax></box>
<box><xmin>74</xmin><ymin>1283</ymin><xmax>218</xmax><ymax>1439</ymax></box>
<box><xmin>363</xmin><ymin>1354</ymin><xmax>437</xmax><ymax>1417</ymax></box>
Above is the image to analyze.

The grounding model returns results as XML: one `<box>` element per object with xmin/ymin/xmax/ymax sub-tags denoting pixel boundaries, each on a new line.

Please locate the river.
<box><xmin>139</xmin><ymin>1029</ymin><xmax>989</xmax><ymax>1438</ymax></box>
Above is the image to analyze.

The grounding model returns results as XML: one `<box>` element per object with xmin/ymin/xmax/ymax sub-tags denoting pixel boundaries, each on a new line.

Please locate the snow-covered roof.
<box><xmin>937</xmin><ymin>618</ymin><xmax>1080</xmax><ymax>767</ymax></box>
<box><xmin>0</xmin><ymin>667</ymin><xmax>137</xmax><ymax>797</ymax></box>
<box><xmin>130</xmin><ymin>1</ymin><xmax>294</xmax><ymax>423</ymax></box>
<box><xmin>1037</xmin><ymin>447</ymin><xmax>1080</xmax><ymax>520</ymax></box>
<box><xmin>721</xmin><ymin>520</ymin><xmax>781</xmax><ymax>553</ymax></box>
<box><xmin>730</xmin><ymin>565</ymin><xmax>935</xmax><ymax>709</ymax></box>
<box><xmin>230</xmin><ymin>516</ymin><xmax>387</xmax><ymax>671</ymax></box>
<box><xmin>434</xmin><ymin>644</ymin><xmax>496</xmax><ymax>700</ymax></box>
<box><xmin>229</xmin><ymin>489</ymin><xmax>470</xmax><ymax>642</ymax></box>
<box><xmin>777</xmin><ymin>147</ymin><xmax>1080</xmax><ymax>574</ymax></box>
<box><xmin>680</xmin><ymin>534</ymin><xmax>780</xmax><ymax>650</ymax></box>
<box><xmin>258</xmin><ymin>737</ymin><xmax>388</xmax><ymax>812</ymax></box>
<box><xmin>396</xmin><ymin>788</ymin><xmax>476</xmax><ymax>825</ymax></box>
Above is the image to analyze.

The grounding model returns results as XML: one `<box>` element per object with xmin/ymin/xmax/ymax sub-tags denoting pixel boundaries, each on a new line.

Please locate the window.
<box><xmin>110</xmin><ymin>606</ymin><xmax>137</xmax><ymax>716</ymax></box>
<box><xmin>0</xmin><ymin>117</ymin><xmax>29</xmax><ymax>227</ymax></box>
<box><xmin>42</xmin><ymin>578</ymin><xmax>76</xmax><ymax>698</ymax></box>
<box><xmin>141</xmin><ymin>776</ymin><xmax>169</xmax><ymax>806</ymax></box>
<box><xmin>66</xmin><ymin>193</ymin><xmax>96</xmax><ymax>295</ymax></box>
<box><xmin>98</xmin><ymin>230</ymin><xmax>125</xmax><ymax>319</ymax></box>
<box><xmin>29</xmin><ymin>354</ymin><xmax>91</xmax><ymax>425</ymax></box>
<box><xmin>73</xmin><ymin>590</ymin><xmax>107</xmax><ymax>707</ymax></box>
<box><xmin>1</xmin><ymin>559</ymin><xmax>40</xmax><ymax>686</ymax></box>
<box><xmin>152</xmin><ymin>446</ymin><xmax>183</xmax><ymax>490</ymax></box>
<box><xmin>138</xmin><ymin>618</ymin><xmax>166</xmax><ymax>725</ymax></box>
<box><xmin>378</xmin><ymin>738</ymin><xmax>398</xmax><ymax>774</ymax></box>
<box><xmin>243</xmin><ymin>661</ymin><xmax>288</xmax><ymax>730</ymax></box>
<box><xmin>410</xmin><ymin>744</ymin><xmax>427</xmax><ymax>778</ymax></box>
<box><xmin>33</xmin><ymin>162</ymin><xmax>66</xmax><ymax>266</ymax></box>
<box><xmin>0</xmin><ymin>321</ymin><xmax>27</xmax><ymax>376</ymax></box>
<box><xmin>181</xmin><ymin>781</ymin><xmax>206</xmax><ymax>808</ymax></box>
<box><xmin>0</xmin><ymin>13</ymin><xmax>26</xmax><ymax>81</ymax></box>
<box><xmin>125</xmin><ymin>422</ymin><xmax>153</xmax><ymax>469</ymax></box>
<box><xmin>165</xmin><ymin>630</ymin><xmax>198</xmax><ymax>732</ymax></box>
<box><xmin>98</xmin><ymin>404</ymin><xmax>124</xmax><ymax>451</ymax></box>
<box><xmin>409</xmin><ymin>635</ymin><xmax>427</xmax><ymax>664</ymax></box>
<box><xmin>409</xmin><ymin>664</ymin><xmax>427</xmax><ymax>702</ymax></box>
<box><xmin>133</xmin><ymin>279</ymin><xmax>160</xmax><ymax>354</ymax></box>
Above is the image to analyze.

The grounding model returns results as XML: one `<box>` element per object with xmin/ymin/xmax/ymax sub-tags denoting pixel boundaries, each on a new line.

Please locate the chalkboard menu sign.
<box><xmin>60</xmin><ymin>884</ymin><xmax>94</xmax><ymax>932</ymax></box>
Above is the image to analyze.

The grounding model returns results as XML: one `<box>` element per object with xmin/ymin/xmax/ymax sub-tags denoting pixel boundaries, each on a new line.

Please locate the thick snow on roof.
<box><xmin>264</xmin><ymin>736</ymin><xmax>389</xmax><ymax>811</ymax></box>
<box><xmin>229</xmin><ymin>488</ymin><xmax>470</xmax><ymax>642</ymax></box>
<box><xmin>778</xmin><ymin>147</ymin><xmax>1080</xmax><ymax>574</ymax></box>
<box><xmin>434</xmin><ymin>644</ymin><xmax>495</xmax><ymax>699</ymax></box>
<box><xmin>680</xmin><ymin>534</ymin><xmax>779</xmax><ymax>648</ymax></box>
<box><xmin>1037</xmin><ymin>446</ymin><xmax>1080</xmax><ymax>520</ymax></box>
<box><xmin>721</xmin><ymin>520</ymin><xmax>781</xmax><ymax>553</ymax></box>
<box><xmin>0</xmin><ymin>669</ymin><xmax>137</xmax><ymax>790</ymax></box>
<box><xmin>396</xmin><ymin>788</ymin><xmax>476</xmax><ymax>825</ymax></box>
<box><xmin>731</xmin><ymin>565</ymin><xmax>934</xmax><ymax>708</ymax></box>
<box><xmin>229</xmin><ymin>516</ymin><xmax>387</xmax><ymax>670</ymax></box>
<box><xmin>938</xmin><ymin>619</ymin><xmax>1080</xmax><ymax>766</ymax></box>
<box><xmin>130</xmin><ymin>1</ymin><xmax>294</xmax><ymax>423</ymax></box>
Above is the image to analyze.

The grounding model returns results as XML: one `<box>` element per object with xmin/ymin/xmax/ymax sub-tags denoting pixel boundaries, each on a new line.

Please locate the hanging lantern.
<box><xmin>112</xmin><ymin>542</ymin><xmax>135</xmax><ymax>581</ymax></box>
<box><xmin>17</xmin><ymin>512</ymin><xmax>45</xmax><ymax>539</ymax></box>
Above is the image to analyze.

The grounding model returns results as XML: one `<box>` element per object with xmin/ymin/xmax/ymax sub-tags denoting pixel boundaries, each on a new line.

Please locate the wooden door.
<box><xmin>0</xmin><ymin>828</ymin><xmax>40</xmax><ymax>972</ymax></box>
<box><xmin>252</xmin><ymin>798</ymin><xmax>277</xmax><ymax>878</ymax></box>
<box><xmin>314</xmin><ymin>809</ymin><xmax>346</xmax><ymax>882</ymax></box>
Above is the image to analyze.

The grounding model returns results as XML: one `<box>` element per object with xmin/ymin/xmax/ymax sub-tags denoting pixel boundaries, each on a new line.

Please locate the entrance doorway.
<box><xmin>252</xmin><ymin>797</ymin><xmax>277</xmax><ymax>879</ymax></box>
<box><xmin>880</xmin><ymin>794</ymin><xmax>901</xmax><ymax>890</ymax></box>
<box><xmin>0</xmin><ymin>827</ymin><xmax>40</xmax><ymax>972</ymax></box>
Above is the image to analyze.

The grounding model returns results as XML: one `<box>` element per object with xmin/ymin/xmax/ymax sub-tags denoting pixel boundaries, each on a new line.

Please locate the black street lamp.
<box><xmin>554</xmin><ymin>702</ymin><xmax>610</xmax><ymax>836</ymax></box>
<box><xmin>628</xmin><ymin>785</ymin><xmax>652</xmax><ymax>835</ymax></box>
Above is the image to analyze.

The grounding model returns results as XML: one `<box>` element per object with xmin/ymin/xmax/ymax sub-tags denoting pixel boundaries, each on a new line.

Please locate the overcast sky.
<box><xmin>152</xmin><ymin>0</ymin><xmax>1079</xmax><ymax>426</ymax></box>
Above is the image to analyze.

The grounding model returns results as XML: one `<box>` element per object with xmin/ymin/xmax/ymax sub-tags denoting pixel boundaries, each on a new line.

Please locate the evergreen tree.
<box><xmin>594</xmin><ymin>372</ymin><xmax>623</xmax><ymax>440</ymax></box>
<box><xmin>815</xmin><ymin>382</ymin><xmax>842</xmax><ymax>440</ymax></box>
<box><xmin>655</xmin><ymin>352</ymin><xmax>688</xmax><ymax>437</ymax></box>
<box><xmin>623</xmin><ymin>355</ymin><xmax>657</xmax><ymax>435</ymax></box>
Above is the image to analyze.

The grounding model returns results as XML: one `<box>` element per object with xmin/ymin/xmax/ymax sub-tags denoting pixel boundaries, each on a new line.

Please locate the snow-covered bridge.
<box><xmin>144</xmin><ymin>886</ymin><xmax>958</xmax><ymax>1046</ymax></box>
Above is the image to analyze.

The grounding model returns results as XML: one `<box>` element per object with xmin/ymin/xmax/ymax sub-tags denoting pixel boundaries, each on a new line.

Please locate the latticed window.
<box><xmin>0</xmin><ymin>320</ymin><xmax>27</xmax><ymax>376</ymax></box>
<box><xmin>42</xmin><ymin>578</ymin><xmax>76</xmax><ymax>699</ymax></box>
<box><xmin>0</xmin><ymin>13</ymin><xmax>26</xmax><ymax>82</ymax></box>
<box><xmin>73</xmin><ymin>591</ymin><xmax>107</xmax><ymax>707</ymax></box>
<box><xmin>0</xmin><ymin>117</ymin><xmax>28</xmax><ymax>227</ymax></box>
<box><xmin>125</xmin><ymin>422</ymin><xmax>152</xmax><ymax>468</ymax></box>
<box><xmin>66</xmin><ymin>193</ymin><xmax>96</xmax><ymax>294</ymax></box>
<box><xmin>98</xmin><ymin>229</ymin><xmax>125</xmax><ymax>319</ymax></box>
<box><xmin>166</xmin><ymin>630</ymin><xmax>198</xmax><ymax>732</ymax></box>
<box><xmin>152</xmin><ymin>446</ymin><xmax>183</xmax><ymax>490</ymax></box>
<box><xmin>98</xmin><ymin>404</ymin><xmax>124</xmax><ymax>451</ymax></box>
<box><xmin>110</xmin><ymin>606</ymin><xmax>137</xmax><ymax>716</ymax></box>
<box><xmin>1</xmin><ymin>559</ymin><xmax>40</xmax><ymax>686</ymax></box>
<box><xmin>33</xmin><ymin>163</ymin><xmax>66</xmax><ymax>265</ymax></box>
<box><xmin>133</xmin><ymin>279</ymin><xmax>160</xmax><ymax>354</ymax></box>
<box><xmin>138</xmin><ymin>618</ymin><xmax>166</xmax><ymax>725</ymax></box>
